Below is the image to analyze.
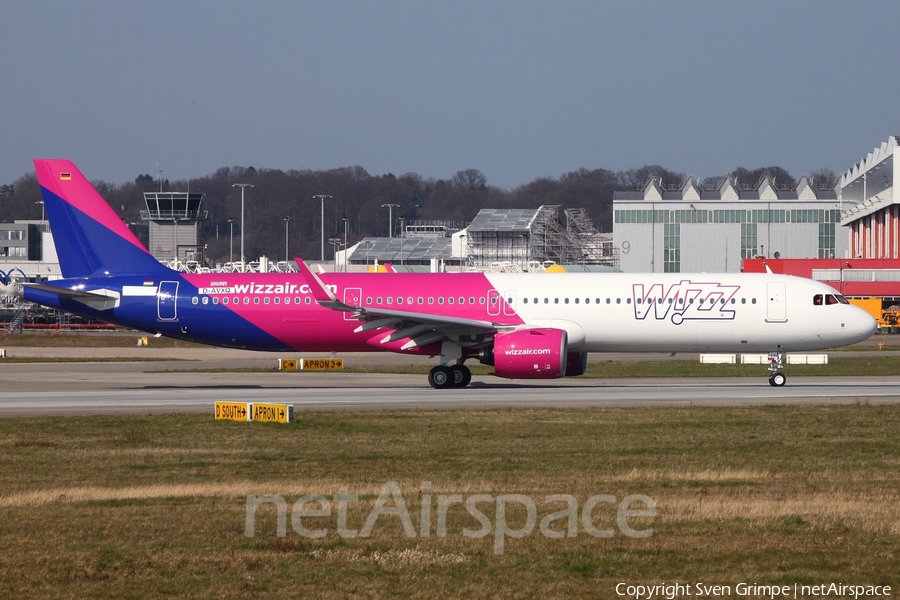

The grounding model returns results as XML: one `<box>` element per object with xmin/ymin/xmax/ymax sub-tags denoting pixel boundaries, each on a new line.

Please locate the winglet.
<box><xmin>295</xmin><ymin>258</ymin><xmax>337</xmax><ymax>303</ymax></box>
<box><xmin>763</xmin><ymin>262</ymin><xmax>773</xmax><ymax>274</ymax></box>
<box><xmin>295</xmin><ymin>258</ymin><xmax>358</xmax><ymax>312</ymax></box>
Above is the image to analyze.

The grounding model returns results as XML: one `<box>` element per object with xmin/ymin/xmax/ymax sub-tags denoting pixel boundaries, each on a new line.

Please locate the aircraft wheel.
<box><xmin>768</xmin><ymin>372</ymin><xmax>786</xmax><ymax>387</ymax></box>
<box><xmin>429</xmin><ymin>366</ymin><xmax>453</xmax><ymax>389</ymax></box>
<box><xmin>450</xmin><ymin>364</ymin><xmax>472</xmax><ymax>388</ymax></box>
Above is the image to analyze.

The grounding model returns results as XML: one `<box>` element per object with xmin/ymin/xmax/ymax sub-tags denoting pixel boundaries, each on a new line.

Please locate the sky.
<box><xmin>2</xmin><ymin>1</ymin><xmax>899</xmax><ymax>189</ymax></box>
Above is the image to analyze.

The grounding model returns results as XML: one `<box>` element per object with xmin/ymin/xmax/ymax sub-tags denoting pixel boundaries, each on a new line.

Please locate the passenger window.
<box><xmin>741</xmin><ymin>298</ymin><xmax>746</xmax><ymax>304</ymax></box>
<box><xmin>523</xmin><ymin>298</ymin><xmax>528</xmax><ymax>304</ymax></box>
<box><xmin>565</xmin><ymin>298</ymin><xmax>569</xmax><ymax>304</ymax></box>
<box><xmin>626</xmin><ymin>298</ymin><xmax>631</xmax><ymax>304</ymax></box>
<box><xmin>479</xmin><ymin>297</ymin><xmax>485</xmax><ymax>305</ymax></box>
<box><xmin>397</xmin><ymin>297</ymin><xmax>404</xmax><ymax>305</ymax></box>
<box><xmin>202</xmin><ymin>297</ymin><xmax>209</xmax><ymax>305</ymax></box>
<box><xmin>285</xmin><ymin>297</ymin><xmax>290</xmax><ymax>304</ymax></box>
<box><xmin>554</xmin><ymin>298</ymin><xmax>559</xmax><ymax>304</ymax></box>
<box><xmin>294</xmin><ymin>297</ymin><xmax>301</xmax><ymax>304</ymax></box>
<box><xmin>460</xmin><ymin>297</ymin><xmax>465</xmax><ymax>304</ymax></box>
<box><xmin>469</xmin><ymin>297</ymin><xmax>475</xmax><ymax>304</ymax></box>
<box><xmin>387</xmin><ymin>297</ymin><xmax>393</xmax><ymax>304</ymax></box>
<box><xmin>408</xmin><ymin>297</ymin><xmax>414</xmax><ymax>305</ymax></box>
<box><xmin>305</xmin><ymin>297</ymin><xmax>311</xmax><ymax>304</ymax></box>
<box><xmin>448</xmin><ymin>297</ymin><xmax>454</xmax><ymax>304</ymax></box>
<box><xmin>418</xmin><ymin>297</ymin><xmax>424</xmax><ymax>305</ymax></box>
<box><xmin>507</xmin><ymin>297</ymin><xmax>513</xmax><ymax>304</ymax></box>
<box><xmin>438</xmin><ymin>297</ymin><xmax>444</xmax><ymax>304</ymax></box>
<box><xmin>192</xmin><ymin>297</ymin><xmax>198</xmax><ymax>305</ymax></box>
<box><xmin>274</xmin><ymin>297</ymin><xmax>280</xmax><ymax>305</ymax></box>
<box><xmin>243</xmin><ymin>297</ymin><xmax>249</xmax><ymax>305</ymax></box>
<box><xmin>752</xmin><ymin>298</ymin><xmax>757</xmax><ymax>304</ymax></box>
<box><xmin>223</xmin><ymin>297</ymin><xmax>229</xmax><ymax>305</ymax></box>
<box><xmin>264</xmin><ymin>297</ymin><xmax>270</xmax><ymax>305</ymax></box>
<box><xmin>616</xmin><ymin>298</ymin><xmax>621</xmax><ymax>304</ymax></box>
<box><xmin>366</xmin><ymin>297</ymin><xmax>372</xmax><ymax>304</ymax></box>
<box><xmin>233</xmin><ymin>296</ymin><xmax>239</xmax><ymax>304</ymax></box>
<box><xmin>491</xmin><ymin>297</ymin><xmax>498</xmax><ymax>305</ymax></box>
<box><xmin>730</xmin><ymin>298</ymin><xmax>735</xmax><ymax>304</ymax></box>
<box><xmin>213</xmin><ymin>297</ymin><xmax>219</xmax><ymax>305</ymax></box>
<box><xmin>574</xmin><ymin>298</ymin><xmax>579</xmax><ymax>304</ymax></box>
<box><xmin>544</xmin><ymin>298</ymin><xmax>549</xmax><ymax>304</ymax></box>
<box><xmin>428</xmin><ymin>297</ymin><xmax>434</xmax><ymax>304</ymax></box>
<box><xmin>254</xmin><ymin>297</ymin><xmax>260</xmax><ymax>305</ymax></box>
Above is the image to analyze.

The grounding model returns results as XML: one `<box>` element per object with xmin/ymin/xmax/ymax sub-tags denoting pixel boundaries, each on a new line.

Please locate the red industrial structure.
<box><xmin>742</xmin><ymin>258</ymin><xmax>900</xmax><ymax>298</ymax></box>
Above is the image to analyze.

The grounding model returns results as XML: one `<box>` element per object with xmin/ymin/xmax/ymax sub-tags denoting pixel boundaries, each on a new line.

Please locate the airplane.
<box><xmin>15</xmin><ymin>159</ymin><xmax>876</xmax><ymax>389</ymax></box>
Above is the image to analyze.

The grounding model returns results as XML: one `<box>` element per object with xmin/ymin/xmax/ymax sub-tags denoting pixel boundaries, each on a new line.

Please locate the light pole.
<box><xmin>364</xmin><ymin>240</ymin><xmax>372</xmax><ymax>269</ymax></box>
<box><xmin>399</xmin><ymin>215</ymin><xmax>406</xmax><ymax>266</ymax></box>
<box><xmin>313</xmin><ymin>194</ymin><xmax>333</xmax><ymax>262</ymax></box>
<box><xmin>329</xmin><ymin>238</ymin><xmax>341</xmax><ymax>272</ymax></box>
<box><xmin>227</xmin><ymin>218</ymin><xmax>234</xmax><ymax>264</ymax></box>
<box><xmin>283</xmin><ymin>216</ymin><xmax>290</xmax><ymax>263</ymax></box>
<box><xmin>35</xmin><ymin>201</ymin><xmax>44</xmax><ymax>221</ymax></box>
<box><xmin>232</xmin><ymin>183</ymin><xmax>253</xmax><ymax>272</ymax></box>
<box><xmin>342</xmin><ymin>216</ymin><xmax>348</xmax><ymax>272</ymax></box>
<box><xmin>381</xmin><ymin>203</ymin><xmax>399</xmax><ymax>237</ymax></box>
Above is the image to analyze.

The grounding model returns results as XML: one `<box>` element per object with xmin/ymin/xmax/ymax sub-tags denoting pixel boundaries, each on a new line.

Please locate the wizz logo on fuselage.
<box><xmin>632</xmin><ymin>281</ymin><xmax>740</xmax><ymax>325</ymax></box>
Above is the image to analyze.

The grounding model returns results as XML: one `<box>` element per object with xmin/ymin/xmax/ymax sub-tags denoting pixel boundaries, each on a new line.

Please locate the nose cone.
<box><xmin>852</xmin><ymin>307</ymin><xmax>878</xmax><ymax>341</ymax></box>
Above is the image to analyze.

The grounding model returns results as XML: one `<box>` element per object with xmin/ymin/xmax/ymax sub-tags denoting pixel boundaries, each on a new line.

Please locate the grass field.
<box><xmin>1</xmin><ymin>406</ymin><xmax>898</xmax><ymax>599</ymax></box>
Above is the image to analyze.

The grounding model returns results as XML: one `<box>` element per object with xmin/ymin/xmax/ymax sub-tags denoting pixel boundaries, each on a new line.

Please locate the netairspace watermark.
<box><xmin>615</xmin><ymin>582</ymin><xmax>893</xmax><ymax>599</ymax></box>
<box><xmin>245</xmin><ymin>480</ymin><xmax>656</xmax><ymax>555</ymax></box>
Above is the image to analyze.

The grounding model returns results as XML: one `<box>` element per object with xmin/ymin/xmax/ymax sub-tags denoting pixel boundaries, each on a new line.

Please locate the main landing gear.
<box><xmin>428</xmin><ymin>364</ymin><xmax>472</xmax><ymax>389</ymax></box>
<box><xmin>767</xmin><ymin>352</ymin><xmax>786</xmax><ymax>387</ymax></box>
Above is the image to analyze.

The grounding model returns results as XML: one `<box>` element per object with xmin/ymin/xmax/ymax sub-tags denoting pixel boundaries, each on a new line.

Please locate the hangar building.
<box><xmin>613</xmin><ymin>173</ymin><xmax>844</xmax><ymax>273</ymax></box>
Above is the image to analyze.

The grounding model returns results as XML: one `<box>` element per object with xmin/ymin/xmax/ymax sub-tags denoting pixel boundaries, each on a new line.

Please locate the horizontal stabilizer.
<box><xmin>22</xmin><ymin>283</ymin><xmax>121</xmax><ymax>311</ymax></box>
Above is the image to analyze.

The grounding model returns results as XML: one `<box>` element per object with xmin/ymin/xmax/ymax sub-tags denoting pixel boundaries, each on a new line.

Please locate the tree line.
<box><xmin>0</xmin><ymin>163</ymin><xmax>836</xmax><ymax>265</ymax></box>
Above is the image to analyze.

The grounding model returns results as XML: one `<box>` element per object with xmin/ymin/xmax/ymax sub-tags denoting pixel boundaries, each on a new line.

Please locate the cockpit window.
<box><xmin>835</xmin><ymin>294</ymin><xmax>850</xmax><ymax>305</ymax></box>
<box><xmin>813</xmin><ymin>294</ymin><xmax>824</xmax><ymax>306</ymax></box>
<box><xmin>825</xmin><ymin>294</ymin><xmax>839</xmax><ymax>305</ymax></box>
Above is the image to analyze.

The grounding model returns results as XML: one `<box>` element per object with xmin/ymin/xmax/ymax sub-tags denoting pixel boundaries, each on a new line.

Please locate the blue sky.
<box><xmin>2</xmin><ymin>1</ymin><xmax>898</xmax><ymax>188</ymax></box>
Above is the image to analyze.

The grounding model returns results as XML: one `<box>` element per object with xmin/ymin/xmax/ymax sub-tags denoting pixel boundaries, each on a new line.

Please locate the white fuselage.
<box><xmin>482</xmin><ymin>272</ymin><xmax>875</xmax><ymax>353</ymax></box>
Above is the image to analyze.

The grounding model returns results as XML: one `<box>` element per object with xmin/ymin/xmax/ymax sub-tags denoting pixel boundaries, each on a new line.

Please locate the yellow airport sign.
<box><xmin>252</xmin><ymin>403</ymin><xmax>293</xmax><ymax>424</ymax></box>
<box><xmin>300</xmin><ymin>358</ymin><xmax>343</xmax><ymax>371</ymax></box>
<box><xmin>278</xmin><ymin>359</ymin><xmax>298</xmax><ymax>370</ymax></box>
<box><xmin>215</xmin><ymin>401</ymin><xmax>251</xmax><ymax>421</ymax></box>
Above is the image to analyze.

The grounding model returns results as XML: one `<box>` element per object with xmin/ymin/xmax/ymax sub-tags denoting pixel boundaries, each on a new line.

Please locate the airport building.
<box><xmin>341</xmin><ymin>206</ymin><xmax>618</xmax><ymax>272</ymax></box>
<box><xmin>140</xmin><ymin>191</ymin><xmax>207</xmax><ymax>263</ymax></box>
<box><xmin>613</xmin><ymin>173</ymin><xmax>844</xmax><ymax>273</ymax></box>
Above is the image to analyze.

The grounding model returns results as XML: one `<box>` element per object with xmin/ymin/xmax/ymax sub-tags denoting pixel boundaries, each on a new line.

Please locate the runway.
<box><xmin>2</xmin><ymin>373</ymin><xmax>900</xmax><ymax>416</ymax></box>
<box><xmin>2</xmin><ymin>343</ymin><xmax>899</xmax><ymax>416</ymax></box>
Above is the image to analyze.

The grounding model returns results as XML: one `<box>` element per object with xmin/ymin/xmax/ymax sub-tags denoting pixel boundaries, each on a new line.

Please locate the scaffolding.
<box><xmin>465</xmin><ymin>205</ymin><xmax>619</xmax><ymax>270</ymax></box>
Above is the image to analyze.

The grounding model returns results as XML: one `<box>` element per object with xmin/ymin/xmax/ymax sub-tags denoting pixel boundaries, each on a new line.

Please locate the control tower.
<box><xmin>140</xmin><ymin>192</ymin><xmax>208</xmax><ymax>262</ymax></box>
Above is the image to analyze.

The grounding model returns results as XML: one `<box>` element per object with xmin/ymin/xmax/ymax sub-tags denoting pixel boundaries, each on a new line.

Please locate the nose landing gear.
<box><xmin>767</xmin><ymin>352</ymin><xmax>786</xmax><ymax>387</ymax></box>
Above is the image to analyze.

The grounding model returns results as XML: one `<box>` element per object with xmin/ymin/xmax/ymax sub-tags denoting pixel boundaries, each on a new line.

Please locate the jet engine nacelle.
<box><xmin>565</xmin><ymin>352</ymin><xmax>588</xmax><ymax>377</ymax></box>
<box><xmin>480</xmin><ymin>327</ymin><xmax>567</xmax><ymax>379</ymax></box>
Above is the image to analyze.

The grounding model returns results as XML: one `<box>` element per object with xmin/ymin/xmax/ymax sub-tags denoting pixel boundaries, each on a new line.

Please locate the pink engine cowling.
<box><xmin>484</xmin><ymin>327</ymin><xmax>568</xmax><ymax>379</ymax></box>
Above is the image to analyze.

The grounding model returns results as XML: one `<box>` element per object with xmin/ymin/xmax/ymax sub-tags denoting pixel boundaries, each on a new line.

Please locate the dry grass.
<box><xmin>0</xmin><ymin>406</ymin><xmax>898</xmax><ymax>598</ymax></box>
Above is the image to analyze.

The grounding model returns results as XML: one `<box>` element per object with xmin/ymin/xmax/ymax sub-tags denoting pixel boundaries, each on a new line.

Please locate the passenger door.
<box><xmin>766</xmin><ymin>282</ymin><xmax>787</xmax><ymax>322</ymax></box>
